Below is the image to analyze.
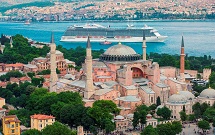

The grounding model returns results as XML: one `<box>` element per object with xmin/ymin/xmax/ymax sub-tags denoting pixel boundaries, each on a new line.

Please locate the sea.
<box><xmin>0</xmin><ymin>20</ymin><xmax>215</xmax><ymax>57</ymax></box>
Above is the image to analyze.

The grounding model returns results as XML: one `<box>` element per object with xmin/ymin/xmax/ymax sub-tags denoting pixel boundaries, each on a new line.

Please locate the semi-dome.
<box><xmin>100</xmin><ymin>42</ymin><xmax>140</xmax><ymax>61</ymax></box>
<box><xmin>200</xmin><ymin>88</ymin><xmax>215</xmax><ymax>98</ymax></box>
<box><xmin>115</xmin><ymin>115</ymin><xmax>124</xmax><ymax>120</ymax></box>
<box><xmin>179</xmin><ymin>91</ymin><xmax>195</xmax><ymax>100</ymax></box>
<box><xmin>167</xmin><ymin>93</ymin><xmax>187</xmax><ymax>104</ymax></box>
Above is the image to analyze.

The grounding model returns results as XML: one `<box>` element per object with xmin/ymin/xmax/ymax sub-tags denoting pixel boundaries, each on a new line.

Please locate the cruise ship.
<box><xmin>60</xmin><ymin>23</ymin><xmax>167</xmax><ymax>43</ymax></box>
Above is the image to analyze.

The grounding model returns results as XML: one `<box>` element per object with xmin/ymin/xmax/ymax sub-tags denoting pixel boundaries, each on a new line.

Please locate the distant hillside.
<box><xmin>0</xmin><ymin>1</ymin><xmax>54</xmax><ymax>13</ymax></box>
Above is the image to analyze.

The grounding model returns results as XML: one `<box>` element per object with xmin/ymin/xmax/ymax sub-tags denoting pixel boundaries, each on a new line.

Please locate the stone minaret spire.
<box><xmin>180</xmin><ymin>36</ymin><xmax>185</xmax><ymax>82</ymax></box>
<box><xmin>84</xmin><ymin>36</ymin><xmax>94</xmax><ymax>99</ymax></box>
<box><xmin>10</xmin><ymin>37</ymin><xmax>13</xmax><ymax>48</ymax></box>
<box><xmin>142</xmin><ymin>31</ymin><xmax>147</xmax><ymax>60</ymax></box>
<box><xmin>49</xmin><ymin>32</ymin><xmax>58</xmax><ymax>92</ymax></box>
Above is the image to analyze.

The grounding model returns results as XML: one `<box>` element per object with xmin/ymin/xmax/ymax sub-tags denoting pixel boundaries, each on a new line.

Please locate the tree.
<box><xmin>86</xmin><ymin>100</ymin><xmax>119</xmax><ymax>133</ymax></box>
<box><xmin>132</xmin><ymin>105</ymin><xmax>149</xmax><ymax>129</ymax></box>
<box><xmin>157</xmin><ymin>123</ymin><xmax>175</xmax><ymax>135</ymax></box>
<box><xmin>92</xmin><ymin>100</ymin><xmax>120</xmax><ymax>114</ymax></box>
<box><xmin>209</xmin><ymin>72</ymin><xmax>215</xmax><ymax>89</ymax></box>
<box><xmin>27</xmin><ymin>72</ymin><xmax>35</xmax><ymax>79</ymax></box>
<box><xmin>156</xmin><ymin>106</ymin><xmax>171</xmax><ymax>120</ymax></box>
<box><xmin>41</xmin><ymin>122</ymin><xmax>73</xmax><ymax>135</ymax></box>
<box><xmin>149</xmin><ymin>104</ymin><xmax>157</xmax><ymax>111</ymax></box>
<box><xmin>22</xmin><ymin>129</ymin><xmax>41</xmax><ymax>135</ymax></box>
<box><xmin>188</xmin><ymin>114</ymin><xmax>195</xmax><ymax>121</ymax></box>
<box><xmin>197</xmin><ymin>120</ymin><xmax>210</xmax><ymax>133</ymax></box>
<box><xmin>156</xmin><ymin>96</ymin><xmax>161</xmax><ymax>106</ymax></box>
<box><xmin>171</xmin><ymin>121</ymin><xmax>182</xmax><ymax>134</ymax></box>
<box><xmin>182</xmin><ymin>105</ymin><xmax>185</xmax><ymax>112</ymax></box>
<box><xmin>203</xmin><ymin>108</ymin><xmax>215</xmax><ymax>121</ymax></box>
<box><xmin>141</xmin><ymin>125</ymin><xmax>158</xmax><ymax>135</ymax></box>
<box><xmin>192</xmin><ymin>102</ymin><xmax>201</xmax><ymax>118</ymax></box>
<box><xmin>60</xmin><ymin>103</ymin><xmax>91</xmax><ymax>128</ymax></box>
<box><xmin>179</xmin><ymin>111</ymin><xmax>187</xmax><ymax>122</ymax></box>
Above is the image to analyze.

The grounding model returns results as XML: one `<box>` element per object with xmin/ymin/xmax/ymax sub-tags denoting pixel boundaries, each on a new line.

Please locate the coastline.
<box><xmin>1</xmin><ymin>19</ymin><xmax>215</xmax><ymax>23</ymax></box>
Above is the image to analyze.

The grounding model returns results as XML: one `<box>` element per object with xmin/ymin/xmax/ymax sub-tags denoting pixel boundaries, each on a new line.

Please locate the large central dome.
<box><xmin>100</xmin><ymin>43</ymin><xmax>141</xmax><ymax>61</ymax></box>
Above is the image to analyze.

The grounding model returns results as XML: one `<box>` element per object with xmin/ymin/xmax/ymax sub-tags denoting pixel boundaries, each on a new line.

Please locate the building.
<box><xmin>30</xmin><ymin>114</ymin><xmax>55</xmax><ymax>131</ymax></box>
<box><xmin>165</xmin><ymin>90</ymin><xmax>195</xmax><ymax>119</ymax></box>
<box><xmin>26</xmin><ymin>50</ymin><xmax>75</xmax><ymax>74</ymax></box>
<box><xmin>2</xmin><ymin>115</ymin><xmax>20</xmax><ymax>135</ymax></box>
<box><xmin>0</xmin><ymin>97</ymin><xmax>5</xmax><ymax>108</ymax></box>
<box><xmin>198</xmin><ymin>87</ymin><xmax>215</xmax><ymax>106</ymax></box>
<box><xmin>114</xmin><ymin>115</ymin><xmax>129</xmax><ymax>131</ymax></box>
<box><xmin>145</xmin><ymin>114</ymin><xmax>158</xmax><ymax>128</ymax></box>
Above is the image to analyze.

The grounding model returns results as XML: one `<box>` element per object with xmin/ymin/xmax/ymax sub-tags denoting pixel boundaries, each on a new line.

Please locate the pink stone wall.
<box><xmin>160</xmin><ymin>67</ymin><xmax>176</xmax><ymax>78</ymax></box>
<box><xmin>185</xmin><ymin>70</ymin><xmax>198</xmax><ymax>78</ymax></box>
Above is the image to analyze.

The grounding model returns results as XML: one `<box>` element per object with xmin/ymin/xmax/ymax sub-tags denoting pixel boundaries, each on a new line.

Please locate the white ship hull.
<box><xmin>60</xmin><ymin>36</ymin><xmax>168</xmax><ymax>43</ymax></box>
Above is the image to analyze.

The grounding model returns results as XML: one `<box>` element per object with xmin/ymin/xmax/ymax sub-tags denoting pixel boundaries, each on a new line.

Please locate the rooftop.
<box><xmin>31</xmin><ymin>114</ymin><xmax>55</xmax><ymax>120</ymax></box>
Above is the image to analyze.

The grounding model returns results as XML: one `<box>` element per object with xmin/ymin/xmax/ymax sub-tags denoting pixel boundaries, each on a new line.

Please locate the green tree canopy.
<box><xmin>132</xmin><ymin>105</ymin><xmax>149</xmax><ymax>128</ymax></box>
<box><xmin>87</xmin><ymin>100</ymin><xmax>118</xmax><ymax>133</ymax></box>
<box><xmin>197</xmin><ymin>120</ymin><xmax>210</xmax><ymax>132</ymax></box>
<box><xmin>156</xmin><ymin>96</ymin><xmax>161</xmax><ymax>106</ymax></box>
<box><xmin>171</xmin><ymin>121</ymin><xmax>182</xmax><ymax>134</ymax></box>
<box><xmin>179</xmin><ymin>111</ymin><xmax>187</xmax><ymax>122</ymax></box>
<box><xmin>41</xmin><ymin>122</ymin><xmax>74</xmax><ymax>135</ymax></box>
<box><xmin>141</xmin><ymin>125</ymin><xmax>158</xmax><ymax>135</ymax></box>
<box><xmin>22</xmin><ymin>129</ymin><xmax>41</xmax><ymax>135</ymax></box>
<box><xmin>192</xmin><ymin>102</ymin><xmax>201</xmax><ymax>118</ymax></box>
<box><xmin>156</xmin><ymin>106</ymin><xmax>171</xmax><ymax>120</ymax></box>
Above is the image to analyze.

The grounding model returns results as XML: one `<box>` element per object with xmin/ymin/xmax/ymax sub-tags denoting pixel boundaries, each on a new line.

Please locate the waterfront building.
<box><xmin>30</xmin><ymin>114</ymin><xmax>55</xmax><ymax>131</ymax></box>
<box><xmin>2</xmin><ymin>115</ymin><xmax>20</xmax><ymax>135</ymax></box>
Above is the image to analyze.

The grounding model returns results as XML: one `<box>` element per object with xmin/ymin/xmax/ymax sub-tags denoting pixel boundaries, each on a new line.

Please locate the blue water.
<box><xmin>0</xmin><ymin>20</ymin><xmax>215</xmax><ymax>57</ymax></box>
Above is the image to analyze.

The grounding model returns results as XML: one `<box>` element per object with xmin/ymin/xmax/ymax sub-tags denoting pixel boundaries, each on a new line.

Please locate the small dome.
<box><xmin>115</xmin><ymin>115</ymin><xmax>124</xmax><ymax>120</ymax></box>
<box><xmin>127</xmin><ymin>114</ymin><xmax>134</xmax><ymax>119</ymax></box>
<box><xmin>47</xmin><ymin>50</ymin><xmax>63</xmax><ymax>55</ymax></box>
<box><xmin>167</xmin><ymin>93</ymin><xmax>187</xmax><ymax>104</ymax></box>
<box><xmin>200</xmin><ymin>88</ymin><xmax>215</xmax><ymax>98</ymax></box>
<box><xmin>100</xmin><ymin>43</ymin><xmax>140</xmax><ymax>61</ymax></box>
<box><xmin>179</xmin><ymin>91</ymin><xmax>195</xmax><ymax>100</ymax></box>
<box><xmin>146</xmin><ymin>114</ymin><xmax>152</xmax><ymax>117</ymax></box>
<box><xmin>156</xmin><ymin>105</ymin><xmax>164</xmax><ymax>110</ymax></box>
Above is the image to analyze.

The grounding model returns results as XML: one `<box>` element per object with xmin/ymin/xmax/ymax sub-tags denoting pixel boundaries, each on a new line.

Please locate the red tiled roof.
<box><xmin>0</xmin><ymin>108</ymin><xmax>6</xmax><ymax>111</ymax></box>
<box><xmin>43</xmin><ymin>82</ymin><xmax>50</xmax><ymax>87</ymax></box>
<box><xmin>0</xmin><ymin>97</ymin><xmax>5</xmax><ymax>100</ymax></box>
<box><xmin>19</xmin><ymin>76</ymin><xmax>31</xmax><ymax>81</ymax></box>
<box><xmin>10</xmin><ymin>77</ymin><xmax>19</xmax><ymax>82</ymax></box>
<box><xmin>3</xmin><ymin>115</ymin><xmax>21</xmax><ymax>123</ymax></box>
<box><xmin>5</xmin><ymin>63</ymin><xmax>24</xmax><ymax>67</ymax></box>
<box><xmin>0</xmin><ymin>82</ymin><xmax>7</xmax><ymax>87</ymax></box>
<box><xmin>31</xmin><ymin>114</ymin><xmax>55</xmax><ymax>120</ymax></box>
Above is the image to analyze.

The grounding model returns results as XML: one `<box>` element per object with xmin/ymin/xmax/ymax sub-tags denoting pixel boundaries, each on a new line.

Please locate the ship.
<box><xmin>60</xmin><ymin>23</ymin><xmax>167</xmax><ymax>43</ymax></box>
<box><xmin>24</xmin><ymin>20</ymin><xmax>30</xmax><ymax>25</ymax></box>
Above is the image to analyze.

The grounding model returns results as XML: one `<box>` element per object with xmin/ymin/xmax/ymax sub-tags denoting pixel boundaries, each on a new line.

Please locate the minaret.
<box><xmin>84</xmin><ymin>36</ymin><xmax>94</xmax><ymax>99</ymax></box>
<box><xmin>10</xmin><ymin>37</ymin><xmax>13</xmax><ymax>48</ymax></box>
<box><xmin>142</xmin><ymin>31</ymin><xmax>147</xmax><ymax>60</ymax></box>
<box><xmin>49</xmin><ymin>32</ymin><xmax>58</xmax><ymax>92</ymax></box>
<box><xmin>180</xmin><ymin>36</ymin><xmax>185</xmax><ymax>82</ymax></box>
